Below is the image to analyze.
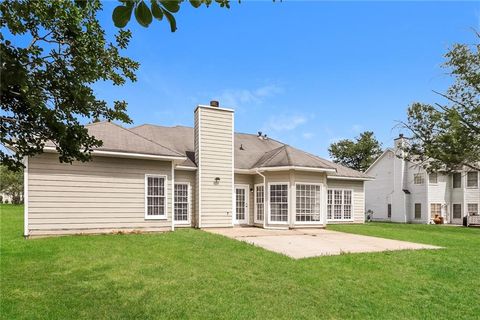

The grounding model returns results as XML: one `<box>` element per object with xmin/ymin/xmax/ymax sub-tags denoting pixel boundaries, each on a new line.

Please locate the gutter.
<box><xmin>42</xmin><ymin>147</ymin><xmax>187</xmax><ymax>162</ymax></box>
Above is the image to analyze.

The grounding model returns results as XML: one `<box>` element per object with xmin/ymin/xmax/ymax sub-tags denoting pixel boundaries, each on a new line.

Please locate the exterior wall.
<box><xmin>234</xmin><ymin>173</ymin><xmax>254</xmax><ymax>225</ymax></box>
<box><xmin>365</xmin><ymin>150</ymin><xmax>394</xmax><ymax>221</ymax></box>
<box><xmin>427</xmin><ymin>173</ymin><xmax>450</xmax><ymax>223</ymax></box>
<box><xmin>194</xmin><ymin>106</ymin><xmax>234</xmax><ymax>227</ymax></box>
<box><xmin>27</xmin><ymin>153</ymin><xmax>173</xmax><ymax>236</ymax></box>
<box><xmin>405</xmin><ymin>164</ymin><xmax>428</xmax><ymax>223</ymax></box>
<box><xmin>326</xmin><ymin>179</ymin><xmax>365</xmax><ymax>224</ymax></box>
<box><xmin>174</xmin><ymin>169</ymin><xmax>196</xmax><ymax>227</ymax></box>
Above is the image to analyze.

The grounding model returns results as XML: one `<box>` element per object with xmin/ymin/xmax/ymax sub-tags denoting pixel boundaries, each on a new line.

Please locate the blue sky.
<box><xmin>97</xmin><ymin>2</ymin><xmax>478</xmax><ymax>158</ymax></box>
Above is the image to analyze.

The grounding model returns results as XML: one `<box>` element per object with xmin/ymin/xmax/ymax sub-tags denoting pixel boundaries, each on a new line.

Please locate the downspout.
<box><xmin>255</xmin><ymin>169</ymin><xmax>288</xmax><ymax>230</ymax></box>
<box><xmin>171</xmin><ymin>162</ymin><xmax>175</xmax><ymax>232</ymax></box>
<box><xmin>255</xmin><ymin>169</ymin><xmax>267</xmax><ymax>229</ymax></box>
<box><xmin>24</xmin><ymin>156</ymin><xmax>29</xmax><ymax>238</ymax></box>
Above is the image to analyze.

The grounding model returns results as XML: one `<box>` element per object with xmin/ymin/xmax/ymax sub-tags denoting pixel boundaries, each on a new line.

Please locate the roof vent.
<box><xmin>240</xmin><ymin>144</ymin><xmax>245</xmax><ymax>150</ymax></box>
<box><xmin>258</xmin><ymin>131</ymin><xmax>262</xmax><ymax>137</ymax></box>
<box><xmin>210</xmin><ymin>100</ymin><xmax>219</xmax><ymax>108</ymax></box>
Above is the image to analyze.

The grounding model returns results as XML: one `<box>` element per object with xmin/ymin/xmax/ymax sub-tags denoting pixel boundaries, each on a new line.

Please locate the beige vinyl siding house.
<box><xmin>24</xmin><ymin>102</ymin><xmax>373</xmax><ymax>237</ymax></box>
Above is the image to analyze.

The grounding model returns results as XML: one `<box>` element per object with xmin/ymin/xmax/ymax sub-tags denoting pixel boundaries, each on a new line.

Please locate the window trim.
<box><xmin>144</xmin><ymin>174</ymin><xmax>168</xmax><ymax>220</ymax></box>
<box><xmin>467</xmin><ymin>203</ymin><xmax>479</xmax><ymax>216</ymax></box>
<box><xmin>452</xmin><ymin>172</ymin><xmax>462</xmax><ymax>189</ymax></box>
<box><xmin>267</xmin><ymin>182</ymin><xmax>290</xmax><ymax>225</ymax></box>
<box><xmin>414</xmin><ymin>203</ymin><xmax>421</xmax><ymax>220</ymax></box>
<box><xmin>466</xmin><ymin>171</ymin><xmax>479</xmax><ymax>189</ymax></box>
<box><xmin>413</xmin><ymin>173</ymin><xmax>425</xmax><ymax>185</ymax></box>
<box><xmin>294</xmin><ymin>182</ymin><xmax>323</xmax><ymax>224</ymax></box>
<box><xmin>452</xmin><ymin>203</ymin><xmax>462</xmax><ymax>220</ymax></box>
<box><xmin>430</xmin><ymin>203</ymin><xmax>442</xmax><ymax>219</ymax></box>
<box><xmin>174</xmin><ymin>182</ymin><xmax>190</xmax><ymax>225</ymax></box>
<box><xmin>254</xmin><ymin>183</ymin><xmax>265</xmax><ymax>224</ymax></box>
<box><xmin>327</xmin><ymin>188</ymin><xmax>354</xmax><ymax>222</ymax></box>
<box><xmin>428</xmin><ymin>173</ymin><xmax>438</xmax><ymax>184</ymax></box>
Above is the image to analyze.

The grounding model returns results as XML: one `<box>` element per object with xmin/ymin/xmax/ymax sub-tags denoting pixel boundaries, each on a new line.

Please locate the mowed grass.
<box><xmin>1</xmin><ymin>205</ymin><xmax>479</xmax><ymax>319</ymax></box>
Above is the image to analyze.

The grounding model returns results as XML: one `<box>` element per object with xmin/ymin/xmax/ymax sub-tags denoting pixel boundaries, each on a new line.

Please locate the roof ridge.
<box><xmin>254</xmin><ymin>145</ymin><xmax>286</xmax><ymax>168</ymax></box>
<box><xmin>109</xmin><ymin>122</ymin><xmax>184</xmax><ymax>157</ymax></box>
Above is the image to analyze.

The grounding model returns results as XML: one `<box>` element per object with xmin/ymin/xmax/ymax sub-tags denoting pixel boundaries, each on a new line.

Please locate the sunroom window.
<box><xmin>145</xmin><ymin>175</ymin><xmax>166</xmax><ymax>218</ymax></box>
<box><xmin>255</xmin><ymin>185</ymin><xmax>264</xmax><ymax>222</ymax></box>
<box><xmin>296</xmin><ymin>184</ymin><xmax>321</xmax><ymax>222</ymax></box>
<box><xmin>269</xmin><ymin>184</ymin><xmax>288</xmax><ymax>223</ymax></box>
<box><xmin>327</xmin><ymin>189</ymin><xmax>352</xmax><ymax>221</ymax></box>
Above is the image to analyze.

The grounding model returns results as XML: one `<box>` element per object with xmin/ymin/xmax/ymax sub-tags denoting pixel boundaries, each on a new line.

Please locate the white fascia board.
<box><xmin>327</xmin><ymin>176</ymin><xmax>375</xmax><ymax>181</ymax></box>
<box><xmin>42</xmin><ymin>147</ymin><xmax>186</xmax><ymax>162</ymax></box>
<box><xmin>175</xmin><ymin>166</ymin><xmax>197</xmax><ymax>171</ymax></box>
<box><xmin>257</xmin><ymin>166</ymin><xmax>337</xmax><ymax>173</ymax></box>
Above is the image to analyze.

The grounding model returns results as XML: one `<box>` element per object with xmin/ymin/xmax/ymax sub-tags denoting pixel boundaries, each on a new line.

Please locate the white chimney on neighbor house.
<box><xmin>391</xmin><ymin>134</ymin><xmax>408</xmax><ymax>223</ymax></box>
<box><xmin>193</xmin><ymin>101</ymin><xmax>234</xmax><ymax>228</ymax></box>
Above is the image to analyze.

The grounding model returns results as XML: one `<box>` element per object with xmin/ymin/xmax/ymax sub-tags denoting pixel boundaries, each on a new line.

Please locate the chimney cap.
<box><xmin>210</xmin><ymin>100</ymin><xmax>219</xmax><ymax>108</ymax></box>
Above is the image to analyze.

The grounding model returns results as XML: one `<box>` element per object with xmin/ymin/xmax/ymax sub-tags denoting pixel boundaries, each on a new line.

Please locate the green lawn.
<box><xmin>1</xmin><ymin>205</ymin><xmax>479</xmax><ymax>319</ymax></box>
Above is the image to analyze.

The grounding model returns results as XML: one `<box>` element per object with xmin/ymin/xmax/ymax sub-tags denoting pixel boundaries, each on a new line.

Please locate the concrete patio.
<box><xmin>205</xmin><ymin>227</ymin><xmax>441</xmax><ymax>259</ymax></box>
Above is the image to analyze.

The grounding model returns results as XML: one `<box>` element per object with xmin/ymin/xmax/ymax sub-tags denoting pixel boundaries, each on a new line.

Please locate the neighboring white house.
<box><xmin>23</xmin><ymin>101</ymin><xmax>373</xmax><ymax>237</ymax></box>
<box><xmin>365</xmin><ymin>135</ymin><xmax>480</xmax><ymax>224</ymax></box>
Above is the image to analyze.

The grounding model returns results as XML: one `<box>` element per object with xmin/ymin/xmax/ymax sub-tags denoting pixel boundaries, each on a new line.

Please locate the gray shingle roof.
<box><xmin>130</xmin><ymin>124</ymin><xmax>372</xmax><ymax>179</ymax></box>
<box><xmin>45</xmin><ymin>122</ymin><xmax>185</xmax><ymax>158</ymax></box>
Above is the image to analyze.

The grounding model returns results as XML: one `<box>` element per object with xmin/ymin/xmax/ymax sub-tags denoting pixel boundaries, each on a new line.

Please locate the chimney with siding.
<box><xmin>194</xmin><ymin>101</ymin><xmax>234</xmax><ymax>227</ymax></box>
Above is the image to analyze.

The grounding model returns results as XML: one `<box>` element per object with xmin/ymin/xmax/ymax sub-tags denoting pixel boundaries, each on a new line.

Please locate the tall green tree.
<box><xmin>328</xmin><ymin>131</ymin><xmax>383</xmax><ymax>172</ymax></box>
<box><xmin>1</xmin><ymin>0</ymin><xmax>235</xmax><ymax>172</ymax></box>
<box><xmin>401</xmin><ymin>32</ymin><xmax>480</xmax><ymax>171</ymax></box>
<box><xmin>1</xmin><ymin>0</ymin><xmax>139</xmax><ymax>171</ymax></box>
<box><xmin>0</xmin><ymin>166</ymin><xmax>23</xmax><ymax>204</ymax></box>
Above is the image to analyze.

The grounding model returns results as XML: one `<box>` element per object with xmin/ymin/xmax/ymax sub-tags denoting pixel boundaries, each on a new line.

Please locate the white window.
<box><xmin>429</xmin><ymin>173</ymin><xmax>438</xmax><ymax>184</ymax></box>
<box><xmin>145</xmin><ymin>175</ymin><xmax>166</xmax><ymax>219</ymax></box>
<box><xmin>452</xmin><ymin>204</ymin><xmax>462</xmax><ymax>219</ymax></box>
<box><xmin>430</xmin><ymin>203</ymin><xmax>441</xmax><ymax>218</ymax></box>
<box><xmin>296</xmin><ymin>184</ymin><xmax>321</xmax><ymax>222</ymax></box>
<box><xmin>327</xmin><ymin>189</ymin><xmax>353</xmax><ymax>221</ymax></box>
<box><xmin>174</xmin><ymin>183</ymin><xmax>189</xmax><ymax>223</ymax></box>
<box><xmin>467</xmin><ymin>172</ymin><xmax>478</xmax><ymax>188</ymax></box>
<box><xmin>269</xmin><ymin>183</ymin><xmax>288</xmax><ymax>223</ymax></box>
<box><xmin>414</xmin><ymin>203</ymin><xmax>421</xmax><ymax>219</ymax></box>
<box><xmin>453</xmin><ymin>173</ymin><xmax>461</xmax><ymax>188</ymax></box>
<box><xmin>468</xmin><ymin>203</ymin><xmax>478</xmax><ymax>216</ymax></box>
<box><xmin>414</xmin><ymin>173</ymin><xmax>425</xmax><ymax>185</ymax></box>
<box><xmin>254</xmin><ymin>184</ymin><xmax>264</xmax><ymax>223</ymax></box>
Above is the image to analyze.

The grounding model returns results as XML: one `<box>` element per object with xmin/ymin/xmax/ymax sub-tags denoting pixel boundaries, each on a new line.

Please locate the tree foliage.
<box><xmin>0</xmin><ymin>0</ymin><xmax>139</xmax><ymax>171</ymax></box>
<box><xmin>328</xmin><ymin>131</ymin><xmax>383</xmax><ymax>172</ymax></box>
<box><xmin>112</xmin><ymin>0</ymin><xmax>235</xmax><ymax>31</ymax></box>
<box><xmin>0</xmin><ymin>165</ymin><xmax>23</xmax><ymax>204</ymax></box>
<box><xmin>402</xmin><ymin>32</ymin><xmax>480</xmax><ymax>172</ymax></box>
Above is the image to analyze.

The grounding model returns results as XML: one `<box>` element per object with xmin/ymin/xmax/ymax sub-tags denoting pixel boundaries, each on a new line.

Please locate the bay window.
<box><xmin>255</xmin><ymin>184</ymin><xmax>264</xmax><ymax>223</ymax></box>
<box><xmin>296</xmin><ymin>184</ymin><xmax>321</xmax><ymax>222</ymax></box>
<box><xmin>269</xmin><ymin>183</ymin><xmax>288</xmax><ymax>223</ymax></box>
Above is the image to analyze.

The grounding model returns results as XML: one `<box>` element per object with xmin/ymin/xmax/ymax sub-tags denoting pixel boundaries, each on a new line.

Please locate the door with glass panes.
<box><xmin>234</xmin><ymin>185</ymin><xmax>248</xmax><ymax>224</ymax></box>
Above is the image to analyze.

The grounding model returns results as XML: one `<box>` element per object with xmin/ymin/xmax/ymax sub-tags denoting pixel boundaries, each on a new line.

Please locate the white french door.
<box><xmin>234</xmin><ymin>185</ymin><xmax>249</xmax><ymax>225</ymax></box>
